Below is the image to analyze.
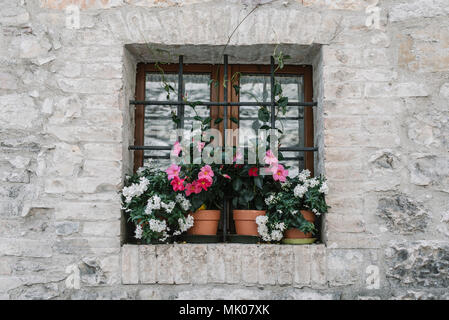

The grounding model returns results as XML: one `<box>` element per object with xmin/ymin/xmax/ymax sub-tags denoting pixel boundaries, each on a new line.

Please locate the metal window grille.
<box><xmin>129</xmin><ymin>55</ymin><xmax>318</xmax><ymax>242</ymax></box>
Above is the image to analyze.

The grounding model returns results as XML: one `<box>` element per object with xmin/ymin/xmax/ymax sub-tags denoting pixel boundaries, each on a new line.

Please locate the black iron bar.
<box><xmin>131</xmin><ymin>100</ymin><xmax>317</xmax><ymax>107</ymax></box>
<box><xmin>270</xmin><ymin>56</ymin><xmax>276</xmax><ymax>129</ymax></box>
<box><xmin>177</xmin><ymin>56</ymin><xmax>184</xmax><ymax>131</ymax></box>
<box><xmin>129</xmin><ymin>145</ymin><xmax>318</xmax><ymax>152</ymax></box>
<box><xmin>223</xmin><ymin>54</ymin><xmax>228</xmax><ymax>243</ymax></box>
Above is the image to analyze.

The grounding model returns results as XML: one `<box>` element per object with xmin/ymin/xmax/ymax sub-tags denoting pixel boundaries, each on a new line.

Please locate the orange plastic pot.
<box><xmin>233</xmin><ymin>210</ymin><xmax>266</xmax><ymax>236</ymax></box>
<box><xmin>284</xmin><ymin>210</ymin><xmax>316</xmax><ymax>239</ymax></box>
<box><xmin>187</xmin><ymin>210</ymin><xmax>221</xmax><ymax>235</ymax></box>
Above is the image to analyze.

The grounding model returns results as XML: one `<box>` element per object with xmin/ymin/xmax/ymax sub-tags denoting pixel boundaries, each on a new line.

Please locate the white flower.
<box><xmin>145</xmin><ymin>195</ymin><xmax>163</xmax><ymax>215</ymax></box>
<box><xmin>264</xmin><ymin>194</ymin><xmax>276</xmax><ymax>206</ymax></box>
<box><xmin>161</xmin><ymin>201</ymin><xmax>176</xmax><ymax>214</ymax></box>
<box><xmin>270</xmin><ymin>230</ymin><xmax>283</xmax><ymax>241</ymax></box>
<box><xmin>275</xmin><ymin>222</ymin><xmax>286</xmax><ymax>231</ymax></box>
<box><xmin>293</xmin><ymin>184</ymin><xmax>308</xmax><ymax>198</ymax></box>
<box><xmin>290</xmin><ymin>210</ymin><xmax>298</xmax><ymax>216</ymax></box>
<box><xmin>134</xmin><ymin>224</ymin><xmax>143</xmax><ymax>239</ymax></box>
<box><xmin>312</xmin><ymin>208</ymin><xmax>322</xmax><ymax>216</ymax></box>
<box><xmin>148</xmin><ymin>219</ymin><xmax>167</xmax><ymax>233</ymax></box>
<box><xmin>319</xmin><ymin>181</ymin><xmax>329</xmax><ymax>195</ymax></box>
<box><xmin>308</xmin><ymin>178</ymin><xmax>319</xmax><ymax>188</ymax></box>
<box><xmin>178</xmin><ymin>214</ymin><xmax>194</xmax><ymax>232</ymax></box>
<box><xmin>122</xmin><ymin>177</ymin><xmax>150</xmax><ymax>204</ymax></box>
<box><xmin>298</xmin><ymin>169</ymin><xmax>311</xmax><ymax>182</ymax></box>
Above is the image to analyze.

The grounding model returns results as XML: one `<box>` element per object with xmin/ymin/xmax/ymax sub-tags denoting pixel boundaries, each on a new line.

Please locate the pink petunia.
<box><xmin>171</xmin><ymin>176</ymin><xmax>185</xmax><ymax>191</ymax></box>
<box><xmin>172</xmin><ymin>141</ymin><xmax>182</xmax><ymax>156</ymax></box>
<box><xmin>272</xmin><ymin>164</ymin><xmax>288</xmax><ymax>183</ymax></box>
<box><xmin>222</xmin><ymin>174</ymin><xmax>231</xmax><ymax>180</ymax></box>
<box><xmin>264</xmin><ymin>149</ymin><xmax>278</xmax><ymax>166</ymax></box>
<box><xmin>248</xmin><ymin>167</ymin><xmax>259</xmax><ymax>177</ymax></box>
<box><xmin>166</xmin><ymin>164</ymin><xmax>181</xmax><ymax>180</ymax></box>
<box><xmin>192</xmin><ymin>181</ymin><xmax>203</xmax><ymax>194</ymax></box>
<box><xmin>198</xmin><ymin>165</ymin><xmax>214</xmax><ymax>181</ymax></box>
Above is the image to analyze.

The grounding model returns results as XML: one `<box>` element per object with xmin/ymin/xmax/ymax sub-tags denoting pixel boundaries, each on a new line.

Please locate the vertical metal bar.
<box><xmin>177</xmin><ymin>55</ymin><xmax>184</xmax><ymax>131</ymax></box>
<box><xmin>223</xmin><ymin>54</ymin><xmax>228</xmax><ymax>243</ymax></box>
<box><xmin>270</xmin><ymin>56</ymin><xmax>276</xmax><ymax>129</ymax></box>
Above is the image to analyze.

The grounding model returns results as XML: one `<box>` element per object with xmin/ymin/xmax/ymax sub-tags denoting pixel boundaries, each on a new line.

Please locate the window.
<box><xmin>133</xmin><ymin>62</ymin><xmax>314</xmax><ymax>176</ymax></box>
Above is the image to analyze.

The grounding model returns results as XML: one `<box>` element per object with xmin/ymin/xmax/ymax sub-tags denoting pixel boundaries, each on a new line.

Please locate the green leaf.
<box><xmin>254</xmin><ymin>176</ymin><xmax>263</xmax><ymax>189</ymax></box>
<box><xmin>230</xmin><ymin>117</ymin><xmax>239</xmax><ymax>124</ymax></box>
<box><xmin>258</xmin><ymin>108</ymin><xmax>270</xmax><ymax>122</ymax></box>
<box><xmin>254</xmin><ymin>196</ymin><xmax>264</xmax><ymax>210</ymax></box>
<box><xmin>233</xmin><ymin>84</ymin><xmax>240</xmax><ymax>95</ymax></box>
<box><xmin>193</xmin><ymin>116</ymin><xmax>203</xmax><ymax>122</ymax></box>
<box><xmin>214</xmin><ymin>117</ymin><xmax>223</xmax><ymax>125</ymax></box>
<box><xmin>273</xmin><ymin>82</ymin><xmax>282</xmax><ymax>96</ymax></box>
<box><xmin>202</xmin><ymin>117</ymin><xmax>211</xmax><ymax>124</ymax></box>
<box><xmin>277</xmin><ymin>96</ymin><xmax>288</xmax><ymax>108</ymax></box>
<box><xmin>232</xmin><ymin>178</ymin><xmax>242</xmax><ymax>192</ymax></box>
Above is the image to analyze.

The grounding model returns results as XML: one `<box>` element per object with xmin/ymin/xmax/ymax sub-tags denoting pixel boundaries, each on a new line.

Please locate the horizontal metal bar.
<box><xmin>130</xmin><ymin>100</ymin><xmax>317</xmax><ymax>107</ymax></box>
<box><xmin>282</xmin><ymin>157</ymin><xmax>304</xmax><ymax>161</ymax></box>
<box><xmin>130</xmin><ymin>145</ymin><xmax>171</xmax><ymax>150</ymax></box>
<box><xmin>240</xmin><ymin>116</ymin><xmax>303</xmax><ymax>121</ymax></box>
<box><xmin>143</xmin><ymin>155</ymin><xmax>170</xmax><ymax>160</ymax></box>
<box><xmin>130</xmin><ymin>145</ymin><xmax>318</xmax><ymax>152</ymax></box>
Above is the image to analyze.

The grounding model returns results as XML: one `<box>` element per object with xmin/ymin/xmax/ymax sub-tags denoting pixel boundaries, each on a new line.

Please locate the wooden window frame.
<box><xmin>134</xmin><ymin>63</ymin><xmax>314</xmax><ymax>175</ymax></box>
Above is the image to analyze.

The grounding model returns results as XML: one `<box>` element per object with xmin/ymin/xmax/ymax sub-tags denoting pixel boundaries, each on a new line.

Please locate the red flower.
<box><xmin>196</xmin><ymin>178</ymin><xmax>212</xmax><ymax>191</ymax></box>
<box><xmin>171</xmin><ymin>176</ymin><xmax>185</xmax><ymax>191</ymax></box>
<box><xmin>248</xmin><ymin>167</ymin><xmax>259</xmax><ymax>177</ymax></box>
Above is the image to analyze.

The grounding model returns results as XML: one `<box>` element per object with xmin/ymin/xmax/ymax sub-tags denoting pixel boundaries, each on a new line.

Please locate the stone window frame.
<box><xmin>133</xmin><ymin>62</ymin><xmax>315</xmax><ymax>175</ymax></box>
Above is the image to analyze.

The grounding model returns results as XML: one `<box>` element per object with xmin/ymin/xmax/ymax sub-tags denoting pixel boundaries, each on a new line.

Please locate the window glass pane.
<box><xmin>239</xmin><ymin>74</ymin><xmax>304</xmax><ymax>174</ymax></box>
<box><xmin>144</xmin><ymin>73</ymin><xmax>211</xmax><ymax>168</ymax></box>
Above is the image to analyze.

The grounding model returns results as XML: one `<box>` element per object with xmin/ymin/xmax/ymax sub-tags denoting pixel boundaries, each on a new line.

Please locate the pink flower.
<box><xmin>166</xmin><ymin>164</ymin><xmax>181</xmax><ymax>180</ymax></box>
<box><xmin>198</xmin><ymin>165</ymin><xmax>214</xmax><ymax>181</ymax></box>
<box><xmin>192</xmin><ymin>181</ymin><xmax>203</xmax><ymax>194</ymax></box>
<box><xmin>185</xmin><ymin>183</ymin><xmax>197</xmax><ymax>196</ymax></box>
<box><xmin>233</xmin><ymin>151</ymin><xmax>243</xmax><ymax>163</ymax></box>
<box><xmin>171</xmin><ymin>176</ymin><xmax>185</xmax><ymax>191</ymax></box>
<box><xmin>197</xmin><ymin>142</ymin><xmax>205</xmax><ymax>152</ymax></box>
<box><xmin>273</xmin><ymin>164</ymin><xmax>288</xmax><ymax>182</ymax></box>
<box><xmin>196</xmin><ymin>178</ymin><xmax>212</xmax><ymax>191</ymax></box>
<box><xmin>264</xmin><ymin>150</ymin><xmax>278</xmax><ymax>166</ymax></box>
<box><xmin>172</xmin><ymin>141</ymin><xmax>182</xmax><ymax>156</ymax></box>
<box><xmin>222</xmin><ymin>174</ymin><xmax>231</xmax><ymax>180</ymax></box>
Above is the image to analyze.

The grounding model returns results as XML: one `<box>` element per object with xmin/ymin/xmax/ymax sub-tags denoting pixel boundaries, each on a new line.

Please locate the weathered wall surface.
<box><xmin>0</xmin><ymin>0</ymin><xmax>448</xmax><ymax>300</ymax></box>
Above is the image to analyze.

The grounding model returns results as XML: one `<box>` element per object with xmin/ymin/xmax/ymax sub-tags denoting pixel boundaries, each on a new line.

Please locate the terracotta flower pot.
<box><xmin>187</xmin><ymin>210</ymin><xmax>221</xmax><ymax>235</ymax></box>
<box><xmin>233</xmin><ymin>210</ymin><xmax>266</xmax><ymax>236</ymax></box>
<box><xmin>284</xmin><ymin>210</ymin><xmax>316</xmax><ymax>239</ymax></box>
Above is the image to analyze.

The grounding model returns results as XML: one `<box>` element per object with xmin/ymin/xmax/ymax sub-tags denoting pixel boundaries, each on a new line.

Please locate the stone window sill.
<box><xmin>121</xmin><ymin>243</ymin><xmax>326</xmax><ymax>287</ymax></box>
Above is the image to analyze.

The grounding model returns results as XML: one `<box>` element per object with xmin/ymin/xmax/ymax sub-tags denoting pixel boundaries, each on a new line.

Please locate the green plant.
<box><xmin>256</xmin><ymin>170</ymin><xmax>330</xmax><ymax>242</ymax></box>
<box><xmin>121</xmin><ymin>167</ymin><xmax>194</xmax><ymax>243</ymax></box>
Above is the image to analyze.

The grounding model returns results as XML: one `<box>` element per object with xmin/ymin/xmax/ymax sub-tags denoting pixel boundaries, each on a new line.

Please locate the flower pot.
<box><xmin>187</xmin><ymin>210</ymin><xmax>221</xmax><ymax>235</ymax></box>
<box><xmin>233</xmin><ymin>210</ymin><xmax>266</xmax><ymax>236</ymax></box>
<box><xmin>284</xmin><ymin>210</ymin><xmax>316</xmax><ymax>239</ymax></box>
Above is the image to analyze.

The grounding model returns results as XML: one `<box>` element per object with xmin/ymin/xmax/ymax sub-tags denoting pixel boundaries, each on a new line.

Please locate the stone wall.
<box><xmin>0</xmin><ymin>0</ymin><xmax>448</xmax><ymax>300</ymax></box>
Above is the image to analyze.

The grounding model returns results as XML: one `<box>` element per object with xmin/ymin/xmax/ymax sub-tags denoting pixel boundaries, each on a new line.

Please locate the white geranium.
<box><xmin>319</xmin><ymin>181</ymin><xmax>329</xmax><ymax>195</ymax></box>
<box><xmin>178</xmin><ymin>214</ymin><xmax>194</xmax><ymax>232</ymax></box>
<box><xmin>312</xmin><ymin>208</ymin><xmax>321</xmax><ymax>216</ymax></box>
<box><xmin>265</xmin><ymin>194</ymin><xmax>276</xmax><ymax>206</ymax></box>
<box><xmin>134</xmin><ymin>224</ymin><xmax>143</xmax><ymax>239</ymax></box>
<box><xmin>148</xmin><ymin>219</ymin><xmax>167</xmax><ymax>233</ymax></box>
<box><xmin>122</xmin><ymin>177</ymin><xmax>150</xmax><ymax>204</ymax></box>
<box><xmin>298</xmin><ymin>169</ymin><xmax>311</xmax><ymax>182</ymax></box>
<box><xmin>308</xmin><ymin>177</ymin><xmax>319</xmax><ymax>188</ymax></box>
<box><xmin>145</xmin><ymin>195</ymin><xmax>162</xmax><ymax>215</ymax></box>
<box><xmin>161</xmin><ymin>201</ymin><xmax>176</xmax><ymax>214</ymax></box>
<box><xmin>293</xmin><ymin>184</ymin><xmax>308</xmax><ymax>198</ymax></box>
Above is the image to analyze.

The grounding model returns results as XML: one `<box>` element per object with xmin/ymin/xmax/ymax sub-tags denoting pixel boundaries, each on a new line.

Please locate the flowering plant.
<box><xmin>223</xmin><ymin>148</ymin><xmax>288</xmax><ymax>210</ymax></box>
<box><xmin>121</xmin><ymin>167</ymin><xmax>194</xmax><ymax>243</ymax></box>
<box><xmin>256</xmin><ymin>169</ymin><xmax>329</xmax><ymax>242</ymax></box>
<box><xmin>165</xmin><ymin>163</ymin><xmax>229</xmax><ymax>212</ymax></box>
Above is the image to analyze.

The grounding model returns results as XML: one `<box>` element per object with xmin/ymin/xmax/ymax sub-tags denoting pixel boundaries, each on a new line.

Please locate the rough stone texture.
<box><xmin>0</xmin><ymin>0</ymin><xmax>448</xmax><ymax>299</ymax></box>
